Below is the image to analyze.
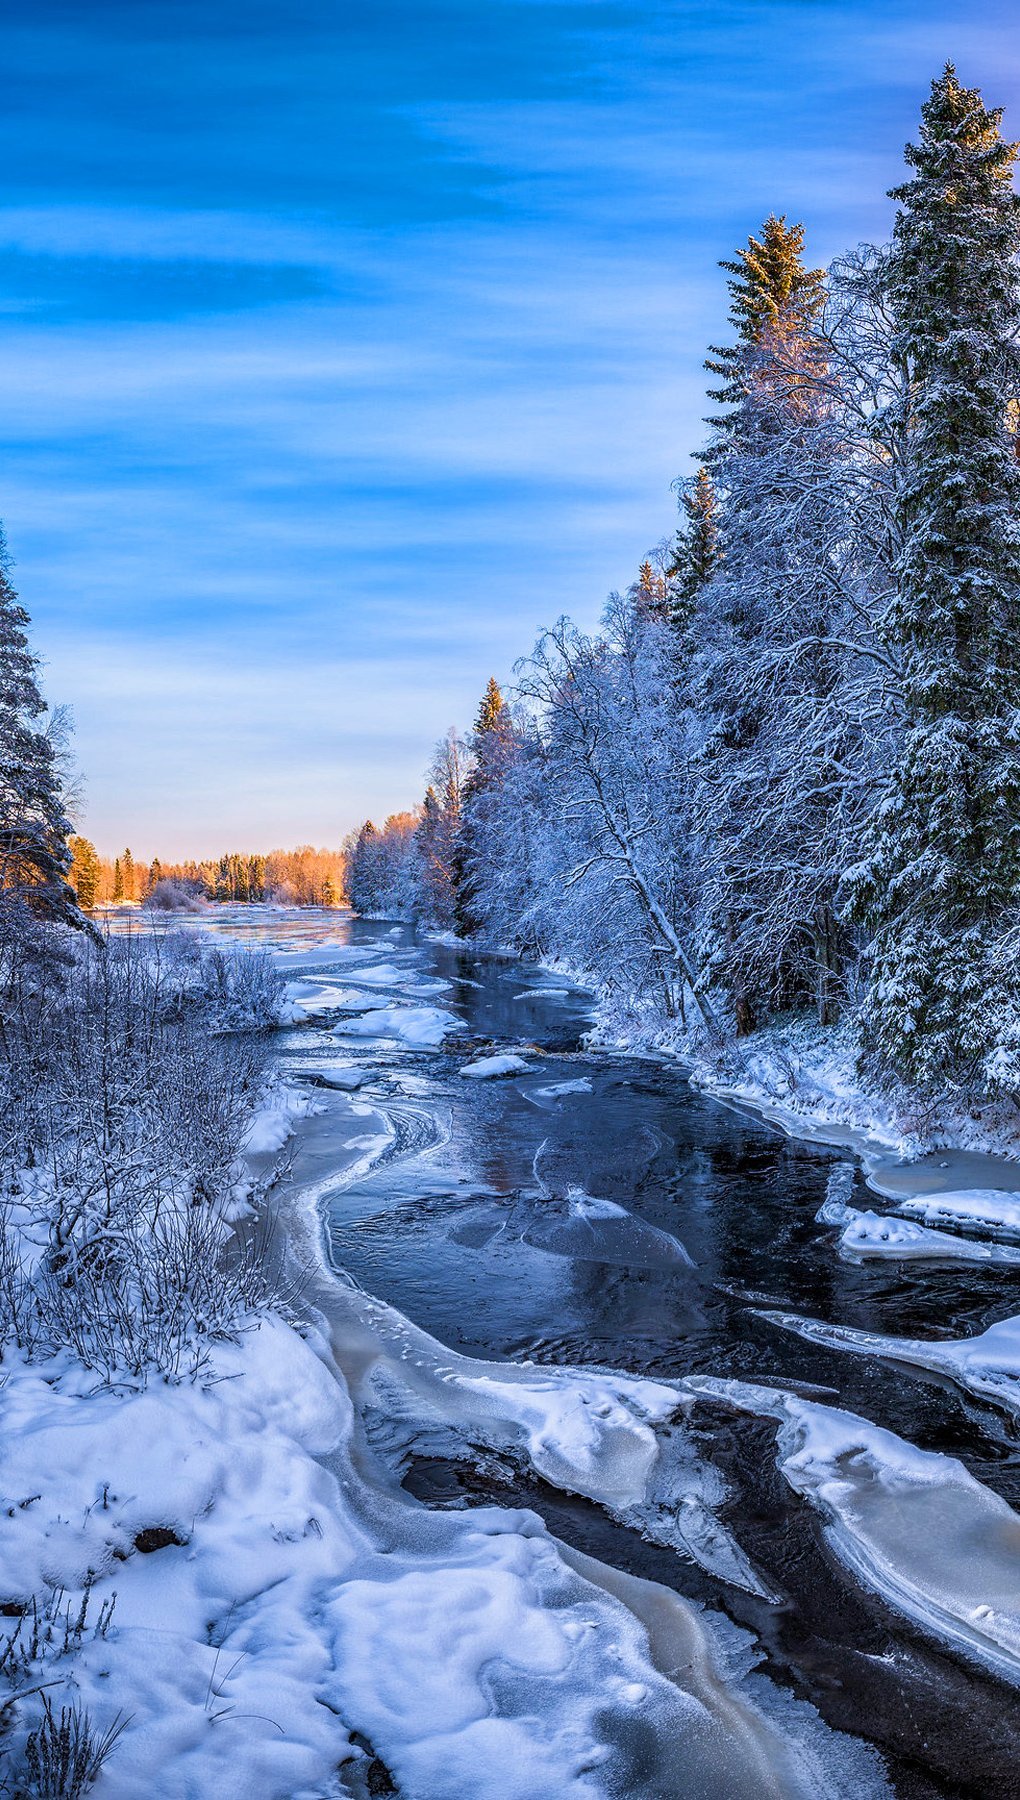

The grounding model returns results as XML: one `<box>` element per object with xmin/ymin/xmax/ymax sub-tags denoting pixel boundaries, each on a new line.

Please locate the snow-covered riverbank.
<box><xmin>1</xmin><ymin>917</ymin><xmax>892</xmax><ymax>1799</ymax></box>
<box><xmin>580</xmin><ymin>983</ymin><xmax>1020</xmax><ymax>1179</ymax></box>
<box><xmin>10</xmin><ymin>910</ymin><xmax>1020</xmax><ymax>1797</ymax></box>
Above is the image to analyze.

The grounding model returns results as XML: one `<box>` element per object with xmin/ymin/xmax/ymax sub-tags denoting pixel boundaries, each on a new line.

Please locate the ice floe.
<box><xmin>817</xmin><ymin>1199</ymin><xmax>1020</xmax><ymax>1263</ymax></box>
<box><xmin>531</xmin><ymin>1077</ymin><xmax>594</xmax><ymax>1101</ymax></box>
<box><xmin>893</xmin><ymin>1188</ymin><xmax>1020</xmax><ymax>1238</ymax></box>
<box><xmin>760</xmin><ymin>1306</ymin><xmax>1020</xmax><ymax>1423</ymax></box>
<box><xmin>685</xmin><ymin>1377</ymin><xmax>1020</xmax><ymax>1684</ymax></box>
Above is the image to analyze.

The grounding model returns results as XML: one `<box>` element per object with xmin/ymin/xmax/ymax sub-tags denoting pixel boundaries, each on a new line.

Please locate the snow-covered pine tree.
<box><xmin>454</xmin><ymin>678</ymin><xmax>514</xmax><ymax>936</ymax></box>
<box><xmin>0</xmin><ymin>530</ymin><xmax>79</xmax><ymax>934</ymax></box>
<box><xmin>853</xmin><ymin>66</ymin><xmax>1020</xmax><ymax>1088</ymax></box>
<box><xmin>695</xmin><ymin>217</ymin><xmax>851</xmax><ymax>1031</ymax></box>
<box><xmin>667</xmin><ymin>467</ymin><xmax>720</xmax><ymax>641</ymax></box>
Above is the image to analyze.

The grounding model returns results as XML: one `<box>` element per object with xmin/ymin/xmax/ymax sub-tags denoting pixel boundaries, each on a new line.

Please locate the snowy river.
<box><xmin>193</xmin><ymin>906</ymin><xmax>1020</xmax><ymax>1797</ymax></box>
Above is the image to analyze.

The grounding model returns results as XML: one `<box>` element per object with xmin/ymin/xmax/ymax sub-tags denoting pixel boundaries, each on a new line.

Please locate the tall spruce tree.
<box><xmin>69</xmin><ymin>836</ymin><xmax>101</xmax><ymax>910</ymax></box>
<box><xmin>855</xmin><ymin>67</ymin><xmax>1020</xmax><ymax>1087</ymax></box>
<box><xmin>696</xmin><ymin>217</ymin><xmax>837</xmax><ymax>1031</ymax></box>
<box><xmin>667</xmin><ymin>467</ymin><xmax>720</xmax><ymax>638</ymax></box>
<box><xmin>0</xmin><ymin>531</ymin><xmax>78</xmax><ymax>932</ymax></box>
<box><xmin>705</xmin><ymin>215</ymin><xmax>825</xmax><ymax>452</ymax></box>
<box><xmin>454</xmin><ymin>680</ymin><xmax>512</xmax><ymax>936</ymax></box>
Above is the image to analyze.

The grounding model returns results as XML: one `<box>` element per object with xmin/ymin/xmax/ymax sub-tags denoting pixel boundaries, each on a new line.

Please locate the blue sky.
<box><xmin>3</xmin><ymin>0</ymin><xmax>1018</xmax><ymax>858</ymax></box>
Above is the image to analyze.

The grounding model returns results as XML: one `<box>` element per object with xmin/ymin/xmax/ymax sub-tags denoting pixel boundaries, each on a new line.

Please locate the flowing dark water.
<box><xmin>148</xmin><ymin>907</ymin><xmax>1020</xmax><ymax>1797</ymax></box>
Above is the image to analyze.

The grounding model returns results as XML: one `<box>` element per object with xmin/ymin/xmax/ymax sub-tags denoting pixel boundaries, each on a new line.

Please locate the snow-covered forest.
<box><xmin>350</xmin><ymin>66</ymin><xmax>1020</xmax><ymax>1114</ymax></box>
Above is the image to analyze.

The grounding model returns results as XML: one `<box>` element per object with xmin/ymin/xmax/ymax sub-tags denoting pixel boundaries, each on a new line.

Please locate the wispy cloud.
<box><xmin>2</xmin><ymin>0</ymin><xmax>1017</xmax><ymax>854</ymax></box>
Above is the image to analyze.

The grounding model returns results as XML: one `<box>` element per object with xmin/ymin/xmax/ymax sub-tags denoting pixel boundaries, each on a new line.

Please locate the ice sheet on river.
<box><xmin>284</xmin><ymin>979</ymin><xmax>376</xmax><ymax>1016</ymax></box>
<box><xmin>319</xmin><ymin>1264</ymin><xmax>769</xmax><ymax>1598</ymax></box>
<box><xmin>447</xmin><ymin>1186</ymin><xmax>694</xmax><ymax>1272</ymax></box>
<box><xmin>761</xmin><ymin>1305</ymin><xmax>1020</xmax><ymax>1422</ymax></box>
<box><xmin>893</xmin><ymin>1188</ymin><xmax>1020</xmax><ymax>1237</ymax></box>
<box><xmin>685</xmin><ymin>1376</ymin><xmax>1020</xmax><ymax>1684</ymax></box>
<box><xmin>816</xmin><ymin>1196</ymin><xmax>1020</xmax><ymax>1263</ymax></box>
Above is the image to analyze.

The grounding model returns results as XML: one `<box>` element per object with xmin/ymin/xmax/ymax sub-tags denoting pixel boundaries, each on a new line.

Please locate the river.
<box><xmin>159</xmin><ymin>904</ymin><xmax>1020</xmax><ymax>1798</ymax></box>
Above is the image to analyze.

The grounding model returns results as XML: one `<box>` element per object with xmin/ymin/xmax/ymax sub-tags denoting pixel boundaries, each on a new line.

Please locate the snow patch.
<box><xmin>459</xmin><ymin>1053</ymin><xmax>531</xmax><ymax>1079</ymax></box>
<box><xmin>332</xmin><ymin>1005</ymin><xmax>460</xmax><ymax>1047</ymax></box>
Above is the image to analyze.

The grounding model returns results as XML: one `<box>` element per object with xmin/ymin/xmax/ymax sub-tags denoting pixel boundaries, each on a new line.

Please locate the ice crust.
<box><xmin>686</xmin><ymin>1376</ymin><xmax>1020</xmax><ymax>1684</ymax></box>
<box><xmin>513</xmin><ymin>1187</ymin><xmax>694</xmax><ymax>1270</ymax></box>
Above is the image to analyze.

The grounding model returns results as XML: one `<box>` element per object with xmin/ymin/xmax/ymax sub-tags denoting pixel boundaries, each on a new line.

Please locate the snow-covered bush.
<box><xmin>0</xmin><ymin>931</ymin><xmax>283</xmax><ymax>1386</ymax></box>
<box><xmin>144</xmin><ymin>877</ymin><xmax>207</xmax><ymax>913</ymax></box>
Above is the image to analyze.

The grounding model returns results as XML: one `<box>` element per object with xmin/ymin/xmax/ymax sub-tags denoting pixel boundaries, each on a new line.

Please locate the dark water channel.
<box><xmin>206</xmin><ymin>909</ymin><xmax>1020</xmax><ymax>1798</ymax></box>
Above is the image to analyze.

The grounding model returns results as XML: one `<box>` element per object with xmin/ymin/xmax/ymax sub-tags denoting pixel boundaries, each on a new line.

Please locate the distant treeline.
<box><xmin>67</xmin><ymin>840</ymin><xmax>346</xmax><ymax>909</ymax></box>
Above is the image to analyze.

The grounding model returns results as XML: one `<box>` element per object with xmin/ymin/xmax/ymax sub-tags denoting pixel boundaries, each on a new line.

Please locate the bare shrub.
<box><xmin>0</xmin><ymin>929</ymin><xmax>286</xmax><ymax>1385</ymax></box>
<box><xmin>144</xmin><ymin>878</ymin><xmax>207</xmax><ymax>914</ymax></box>
<box><xmin>18</xmin><ymin>1696</ymin><xmax>127</xmax><ymax>1799</ymax></box>
<box><xmin>0</xmin><ymin>1580</ymin><xmax>115</xmax><ymax>1691</ymax></box>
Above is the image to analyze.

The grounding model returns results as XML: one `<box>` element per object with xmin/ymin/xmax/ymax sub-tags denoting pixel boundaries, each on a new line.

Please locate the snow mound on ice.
<box><xmin>332</xmin><ymin>1005</ymin><xmax>460</xmax><ymax>1047</ymax></box>
<box><xmin>459</xmin><ymin>1053</ymin><xmax>531</xmax><ymax>1079</ymax></box>
<box><xmin>819</xmin><ymin>1202</ymin><xmax>1020</xmax><ymax>1264</ymax></box>
<box><xmin>242</xmin><ymin>1084</ymin><xmax>321</xmax><ymax>1154</ymax></box>
<box><xmin>895</xmin><ymin>1188</ymin><xmax>1020</xmax><ymax>1237</ymax></box>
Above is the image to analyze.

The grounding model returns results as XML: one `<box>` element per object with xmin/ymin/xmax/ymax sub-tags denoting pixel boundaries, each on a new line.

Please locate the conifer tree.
<box><xmin>667</xmin><ymin>467</ymin><xmax>720</xmax><ymax>637</ymax></box>
<box><xmin>632</xmin><ymin>559</ymin><xmax>668</xmax><ymax>623</ymax></box>
<box><xmin>455</xmin><ymin>682</ymin><xmax>513</xmax><ymax>936</ymax></box>
<box><xmin>113</xmin><ymin>857</ymin><xmax>124</xmax><ymax>902</ymax></box>
<box><xmin>121</xmin><ymin>848</ymin><xmax>136</xmax><ymax>902</ymax></box>
<box><xmin>697</xmin><ymin>217</ymin><xmax>834</xmax><ymax>1031</ymax></box>
<box><xmin>854</xmin><ymin>66</ymin><xmax>1020</xmax><ymax>1086</ymax></box>
<box><xmin>0</xmin><ymin>530</ymin><xmax>78</xmax><ymax>933</ymax></box>
<box><xmin>347</xmin><ymin>821</ymin><xmax>379</xmax><ymax>914</ymax></box>
<box><xmin>69</xmin><ymin>835</ymin><xmax>101</xmax><ymax>910</ymax></box>
<box><xmin>705</xmin><ymin>215</ymin><xmax>825</xmax><ymax>451</ymax></box>
<box><xmin>474</xmin><ymin>677</ymin><xmax>505</xmax><ymax>738</ymax></box>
